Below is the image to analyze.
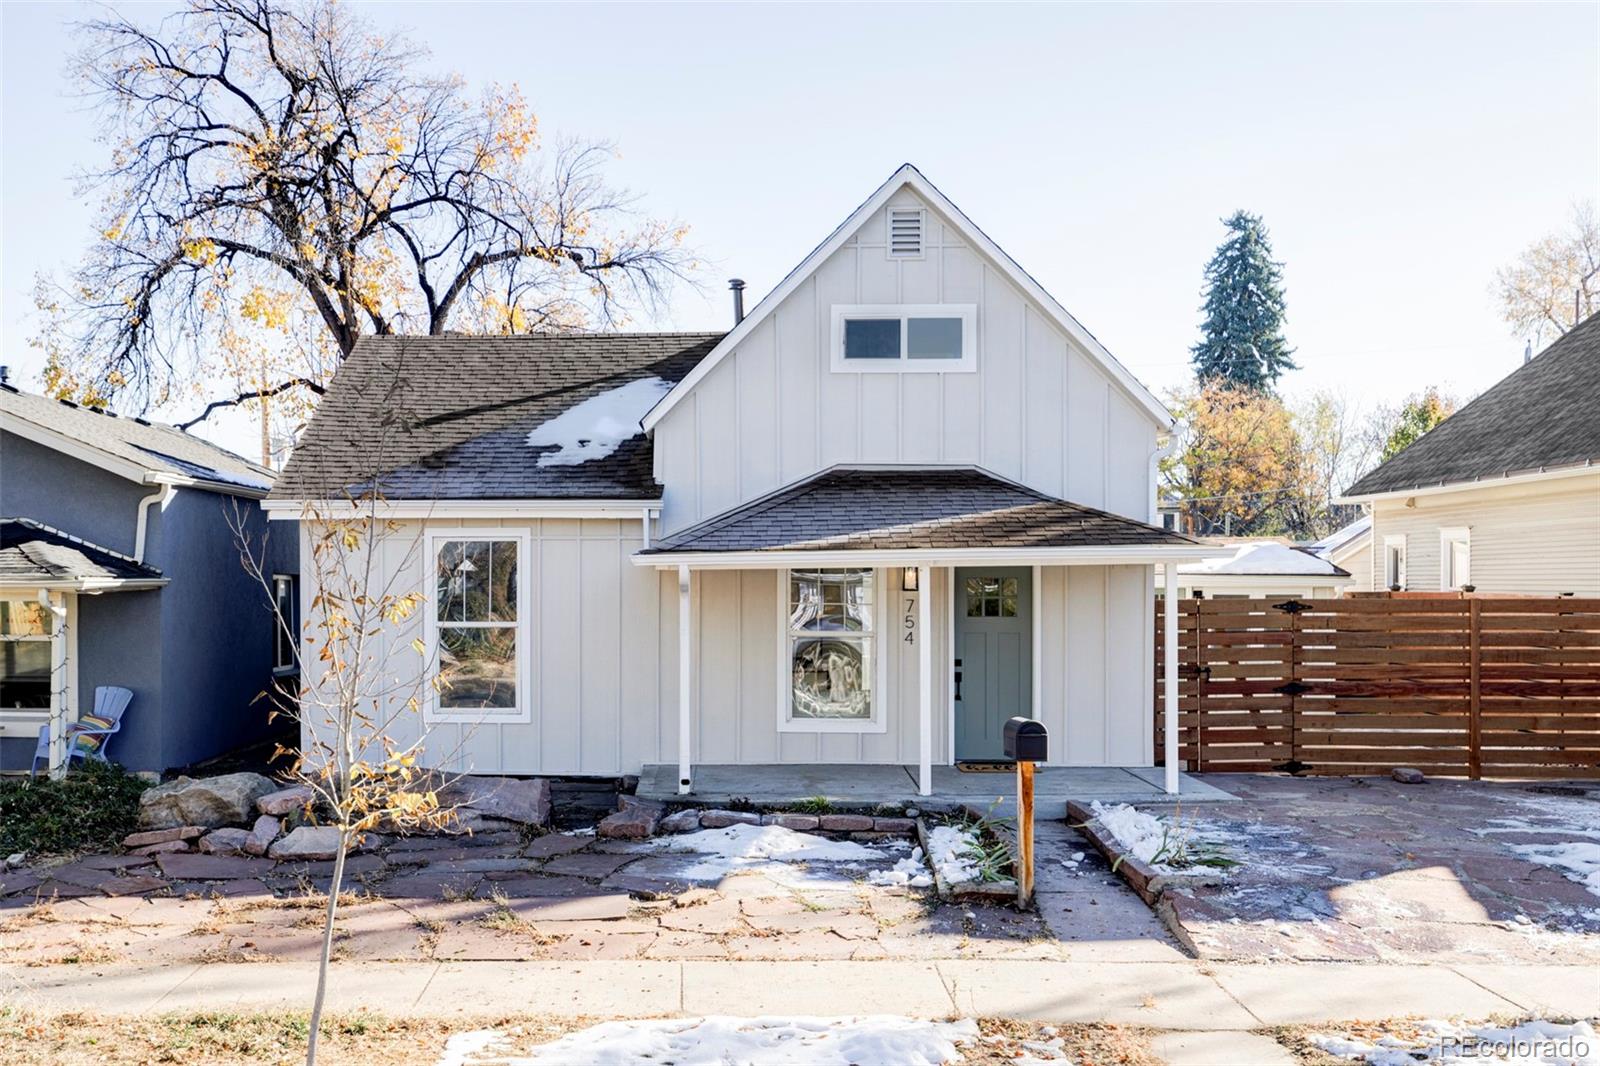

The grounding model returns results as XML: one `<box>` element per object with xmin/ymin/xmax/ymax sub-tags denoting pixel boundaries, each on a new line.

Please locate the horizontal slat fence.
<box><xmin>1155</xmin><ymin>596</ymin><xmax>1600</xmax><ymax>779</ymax></box>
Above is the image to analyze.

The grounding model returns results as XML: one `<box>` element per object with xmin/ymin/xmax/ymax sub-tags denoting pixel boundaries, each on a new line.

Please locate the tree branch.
<box><xmin>176</xmin><ymin>376</ymin><xmax>326</xmax><ymax>429</ymax></box>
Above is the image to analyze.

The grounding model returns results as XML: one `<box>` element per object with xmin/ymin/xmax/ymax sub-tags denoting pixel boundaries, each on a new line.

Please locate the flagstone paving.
<box><xmin>0</xmin><ymin>823</ymin><xmax>1062</xmax><ymax>965</ymax></box>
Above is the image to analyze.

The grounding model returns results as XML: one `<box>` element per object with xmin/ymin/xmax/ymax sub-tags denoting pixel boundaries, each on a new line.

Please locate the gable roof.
<box><xmin>0</xmin><ymin>383</ymin><xmax>273</xmax><ymax>495</ymax></box>
<box><xmin>640</xmin><ymin>163</ymin><xmax>1174</xmax><ymax>433</ymax></box>
<box><xmin>271</xmin><ymin>333</ymin><xmax>723</xmax><ymax>502</ymax></box>
<box><xmin>642</xmin><ymin>466</ymin><xmax>1197</xmax><ymax>555</ymax></box>
<box><xmin>1178</xmin><ymin>541</ymin><xmax>1351</xmax><ymax>579</ymax></box>
<box><xmin>1344</xmin><ymin>314</ymin><xmax>1600</xmax><ymax>498</ymax></box>
<box><xmin>0</xmin><ymin>517</ymin><xmax>166</xmax><ymax>590</ymax></box>
<box><xmin>1310</xmin><ymin>515</ymin><xmax>1371</xmax><ymax>559</ymax></box>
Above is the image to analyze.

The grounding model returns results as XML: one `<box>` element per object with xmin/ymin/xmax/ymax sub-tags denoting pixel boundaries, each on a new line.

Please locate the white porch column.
<box><xmin>1163</xmin><ymin>564</ymin><xmax>1179</xmax><ymax>795</ymax></box>
<box><xmin>44</xmin><ymin>590</ymin><xmax>67</xmax><ymax>777</ymax></box>
<box><xmin>677</xmin><ymin>565</ymin><xmax>692</xmax><ymax>795</ymax></box>
<box><xmin>917</xmin><ymin>565</ymin><xmax>932</xmax><ymax>797</ymax></box>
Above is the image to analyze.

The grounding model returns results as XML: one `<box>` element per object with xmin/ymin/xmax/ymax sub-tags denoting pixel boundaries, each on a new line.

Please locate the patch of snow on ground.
<box><xmin>1512</xmin><ymin>841</ymin><xmax>1600</xmax><ymax>898</ymax></box>
<box><xmin>525</xmin><ymin>376</ymin><xmax>671</xmax><ymax>467</ymax></box>
<box><xmin>437</xmin><ymin>1029</ymin><xmax>509</xmax><ymax>1066</ymax></box>
<box><xmin>925</xmin><ymin>824</ymin><xmax>981</xmax><ymax>884</ymax></box>
<box><xmin>1308</xmin><ymin>1017</ymin><xmax>1598</xmax><ymax>1065</ymax></box>
<box><xmin>868</xmin><ymin>846</ymin><xmax>934</xmax><ymax>888</ymax></box>
<box><xmin>440</xmin><ymin>1016</ymin><xmax>981</xmax><ymax>1066</ymax></box>
<box><xmin>650</xmin><ymin>823</ymin><xmax>889</xmax><ymax>884</ymax></box>
<box><xmin>1090</xmin><ymin>802</ymin><xmax>1191</xmax><ymax>873</ymax></box>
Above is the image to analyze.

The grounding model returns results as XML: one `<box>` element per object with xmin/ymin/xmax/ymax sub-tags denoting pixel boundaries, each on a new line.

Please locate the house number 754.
<box><xmin>903</xmin><ymin>598</ymin><xmax>916</xmax><ymax>643</ymax></box>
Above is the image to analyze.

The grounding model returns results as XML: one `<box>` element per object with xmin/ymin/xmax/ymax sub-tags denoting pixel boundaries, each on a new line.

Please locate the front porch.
<box><xmin>637</xmin><ymin>762</ymin><xmax>1236</xmax><ymax>809</ymax></box>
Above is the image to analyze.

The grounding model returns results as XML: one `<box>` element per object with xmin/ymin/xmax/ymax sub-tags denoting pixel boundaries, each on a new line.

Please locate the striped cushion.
<box><xmin>68</xmin><ymin>714</ymin><xmax>116</xmax><ymax>753</ymax></box>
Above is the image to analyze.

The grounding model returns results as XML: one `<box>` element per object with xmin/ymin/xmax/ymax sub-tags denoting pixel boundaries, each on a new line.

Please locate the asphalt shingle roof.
<box><xmin>643</xmin><ymin>467</ymin><xmax>1198</xmax><ymax>554</ymax></box>
<box><xmin>0</xmin><ymin>518</ymin><xmax>164</xmax><ymax>586</ymax></box>
<box><xmin>0</xmin><ymin>383</ymin><xmax>272</xmax><ymax>492</ymax></box>
<box><xmin>1345</xmin><ymin>314</ymin><xmax>1600</xmax><ymax>497</ymax></box>
<box><xmin>271</xmin><ymin>333</ymin><xmax>724</xmax><ymax>501</ymax></box>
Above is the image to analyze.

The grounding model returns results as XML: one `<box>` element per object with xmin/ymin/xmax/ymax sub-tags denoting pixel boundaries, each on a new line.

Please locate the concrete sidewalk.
<box><xmin>2</xmin><ymin>959</ymin><xmax>1593</xmax><ymax>1029</ymax></box>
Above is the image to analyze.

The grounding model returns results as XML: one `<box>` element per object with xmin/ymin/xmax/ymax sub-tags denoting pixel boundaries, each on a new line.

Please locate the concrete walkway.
<box><xmin>637</xmin><ymin>763</ymin><xmax>1236</xmax><ymax>808</ymax></box>
<box><xmin>3</xmin><ymin>958</ymin><xmax>1593</xmax><ymax>1028</ymax></box>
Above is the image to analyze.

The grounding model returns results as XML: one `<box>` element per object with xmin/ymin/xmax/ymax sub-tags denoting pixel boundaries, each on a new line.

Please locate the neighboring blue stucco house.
<box><xmin>0</xmin><ymin>381</ymin><xmax>297</xmax><ymax>774</ymax></box>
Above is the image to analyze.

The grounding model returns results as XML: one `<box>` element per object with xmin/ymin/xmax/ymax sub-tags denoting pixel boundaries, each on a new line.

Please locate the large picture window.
<box><xmin>781</xmin><ymin>568</ymin><xmax>882</xmax><ymax>733</ymax></box>
<box><xmin>427</xmin><ymin>533</ymin><xmax>529</xmax><ymax>722</ymax></box>
<box><xmin>0</xmin><ymin>599</ymin><xmax>51</xmax><ymax>711</ymax></box>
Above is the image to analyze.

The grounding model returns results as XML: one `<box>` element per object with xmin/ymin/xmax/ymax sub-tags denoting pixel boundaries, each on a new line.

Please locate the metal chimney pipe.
<box><xmin>0</xmin><ymin>365</ymin><xmax>9</xmax><ymax>384</ymax></box>
<box><xmin>728</xmin><ymin>279</ymin><xmax>746</xmax><ymax>326</ymax></box>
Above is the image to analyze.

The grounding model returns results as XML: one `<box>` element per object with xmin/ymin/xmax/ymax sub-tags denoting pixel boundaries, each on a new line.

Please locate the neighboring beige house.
<box><xmin>267</xmin><ymin>165</ymin><xmax>1217</xmax><ymax>797</ymax></box>
<box><xmin>1341</xmin><ymin>315</ymin><xmax>1600</xmax><ymax>596</ymax></box>
<box><xmin>1310</xmin><ymin>516</ymin><xmax>1371</xmax><ymax>592</ymax></box>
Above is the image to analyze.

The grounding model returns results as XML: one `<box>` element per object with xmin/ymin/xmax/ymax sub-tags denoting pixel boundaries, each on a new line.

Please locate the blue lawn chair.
<box><xmin>30</xmin><ymin>686</ymin><xmax>133</xmax><ymax>777</ymax></box>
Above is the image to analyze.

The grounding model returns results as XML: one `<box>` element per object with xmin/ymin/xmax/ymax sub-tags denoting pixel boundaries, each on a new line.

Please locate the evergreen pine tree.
<box><xmin>1191</xmin><ymin>211</ymin><xmax>1296</xmax><ymax>390</ymax></box>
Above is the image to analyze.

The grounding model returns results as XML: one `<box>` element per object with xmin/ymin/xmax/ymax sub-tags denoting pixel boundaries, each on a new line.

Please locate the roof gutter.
<box><xmin>261</xmin><ymin>498</ymin><xmax>666</xmax><ymax>521</ymax></box>
<box><xmin>633</xmin><ymin>544</ymin><xmax>1228</xmax><ymax>570</ymax></box>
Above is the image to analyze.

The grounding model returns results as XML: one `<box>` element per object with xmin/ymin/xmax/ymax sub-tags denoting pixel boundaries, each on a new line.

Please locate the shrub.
<box><xmin>0</xmin><ymin>762</ymin><xmax>149</xmax><ymax>856</ymax></box>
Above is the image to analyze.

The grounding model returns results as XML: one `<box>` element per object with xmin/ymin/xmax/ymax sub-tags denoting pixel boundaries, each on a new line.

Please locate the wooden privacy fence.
<box><xmin>1154</xmin><ymin>597</ymin><xmax>1600</xmax><ymax>779</ymax></box>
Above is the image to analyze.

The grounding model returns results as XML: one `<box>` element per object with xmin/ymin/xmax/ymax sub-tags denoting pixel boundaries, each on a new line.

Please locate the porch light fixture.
<box><xmin>901</xmin><ymin>567</ymin><xmax>919</xmax><ymax>592</ymax></box>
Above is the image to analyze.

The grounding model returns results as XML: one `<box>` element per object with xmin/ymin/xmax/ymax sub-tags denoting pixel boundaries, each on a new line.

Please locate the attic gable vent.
<box><xmin>887</xmin><ymin>208</ymin><xmax>924</xmax><ymax>258</ymax></box>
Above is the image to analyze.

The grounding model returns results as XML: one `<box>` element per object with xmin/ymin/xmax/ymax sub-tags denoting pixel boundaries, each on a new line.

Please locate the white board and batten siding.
<box><xmin>651</xmin><ymin>187</ymin><xmax>1162</xmax><ymax>535</ymax></box>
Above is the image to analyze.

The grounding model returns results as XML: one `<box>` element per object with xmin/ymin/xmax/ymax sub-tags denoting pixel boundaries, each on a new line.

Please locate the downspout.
<box><xmin>134</xmin><ymin>483</ymin><xmax>175</xmax><ymax>563</ymax></box>
<box><xmin>1150</xmin><ymin>429</ymin><xmax>1181</xmax><ymax>526</ymax></box>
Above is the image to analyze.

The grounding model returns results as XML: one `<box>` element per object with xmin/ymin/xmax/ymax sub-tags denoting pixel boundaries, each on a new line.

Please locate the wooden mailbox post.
<box><xmin>1003</xmin><ymin>717</ymin><xmax>1048</xmax><ymax>907</ymax></box>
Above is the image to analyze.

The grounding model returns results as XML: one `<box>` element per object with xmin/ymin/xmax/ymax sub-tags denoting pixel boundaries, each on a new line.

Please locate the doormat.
<box><xmin>956</xmin><ymin>761</ymin><xmax>1014</xmax><ymax>773</ymax></box>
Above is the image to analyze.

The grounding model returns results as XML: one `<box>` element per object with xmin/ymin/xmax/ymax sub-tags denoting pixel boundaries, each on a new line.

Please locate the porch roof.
<box><xmin>637</xmin><ymin>466</ymin><xmax>1213</xmax><ymax>566</ymax></box>
<box><xmin>0</xmin><ymin>518</ymin><xmax>166</xmax><ymax>592</ymax></box>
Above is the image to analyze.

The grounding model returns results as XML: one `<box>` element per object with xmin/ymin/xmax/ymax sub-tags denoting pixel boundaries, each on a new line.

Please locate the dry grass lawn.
<box><xmin>0</xmin><ymin>1007</ymin><xmax>1160</xmax><ymax>1065</ymax></box>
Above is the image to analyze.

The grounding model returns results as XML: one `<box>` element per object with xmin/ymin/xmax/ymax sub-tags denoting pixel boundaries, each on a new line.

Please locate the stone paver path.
<box><xmin>0</xmin><ymin>824</ymin><xmax>1058</xmax><ymax>965</ymax></box>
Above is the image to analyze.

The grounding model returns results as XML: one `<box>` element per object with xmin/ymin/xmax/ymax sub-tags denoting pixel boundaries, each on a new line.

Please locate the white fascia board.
<box><xmin>0</xmin><ymin>578</ymin><xmax>168</xmax><ymax>593</ymax></box>
<box><xmin>641</xmin><ymin>164</ymin><xmax>1174</xmax><ymax>434</ymax></box>
<box><xmin>633</xmin><ymin>545</ymin><xmax>1226</xmax><ymax>569</ymax></box>
<box><xmin>147</xmin><ymin>472</ymin><xmax>271</xmax><ymax>500</ymax></box>
<box><xmin>262</xmin><ymin>498</ymin><xmax>664</xmax><ymax>521</ymax></box>
<box><xmin>0</xmin><ymin>412</ymin><xmax>153</xmax><ymax>483</ymax></box>
<box><xmin>1336</xmin><ymin>460</ymin><xmax>1598</xmax><ymax>504</ymax></box>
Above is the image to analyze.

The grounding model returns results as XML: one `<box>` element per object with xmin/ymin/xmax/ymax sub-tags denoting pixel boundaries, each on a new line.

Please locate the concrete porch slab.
<box><xmin>637</xmin><ymin>763</ymin><xmax>1234</xmax><ymax>809</ymax></box>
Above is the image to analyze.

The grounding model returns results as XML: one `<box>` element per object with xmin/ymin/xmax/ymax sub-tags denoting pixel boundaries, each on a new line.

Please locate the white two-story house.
<box><xmin>266</xmin><ymin>165</ymin><xmax>1215</xmax><ymax>798</ymax></box>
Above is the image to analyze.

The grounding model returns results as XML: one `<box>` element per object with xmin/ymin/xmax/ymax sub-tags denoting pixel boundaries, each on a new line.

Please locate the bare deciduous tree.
<box><xmin>1495</xmin><ymin>202</ymin><xmax>1599</xmax><ymax>345</ymax></box>
<box><xmin>39</xmin><ymin>0</ymin><xmax>692</xmax><ymax>439</ymax></box>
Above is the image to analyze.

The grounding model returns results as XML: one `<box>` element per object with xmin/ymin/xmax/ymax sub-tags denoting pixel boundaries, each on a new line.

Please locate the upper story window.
<box><xmin>831</xmin><ymin>304</ymin><xmax>977</xmax><ymax>373</ymax></box>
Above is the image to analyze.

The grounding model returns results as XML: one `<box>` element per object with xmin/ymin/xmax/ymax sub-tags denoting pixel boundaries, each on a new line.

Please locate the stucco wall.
<box><xmin>0</xmin><ymin>430</ymin><xmax>151</xmax><ymax>554</ymax></box>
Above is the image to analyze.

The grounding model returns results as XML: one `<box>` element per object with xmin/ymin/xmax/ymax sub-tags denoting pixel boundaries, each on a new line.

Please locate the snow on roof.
<box><xmin>1310</xmin><ymin>515</ymin><xmax>1372</xmax><ymax>556</ymax></box>
<box><xmin>1180</xmin><ymin>541</ymin><xmax>1349</xmax><ymax>577</ymax></box>
<box><xmin>525</xmin><ymin>376</ymin><xmax>671</xmax><ymax>468</ymax></box>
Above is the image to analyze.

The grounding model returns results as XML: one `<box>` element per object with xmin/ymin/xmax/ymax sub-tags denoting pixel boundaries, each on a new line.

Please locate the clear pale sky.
<box><xmin>2</xmin><ymin>2</ymin><xmax>1596</xmax><ymax>456</ymax></box>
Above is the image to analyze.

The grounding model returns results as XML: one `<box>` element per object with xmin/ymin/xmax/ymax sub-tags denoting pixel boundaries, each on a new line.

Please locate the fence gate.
<box><xmin>1155</xmin><ymin>597</ymin><xmax>1600</xmax><ymax>780</ymax></box>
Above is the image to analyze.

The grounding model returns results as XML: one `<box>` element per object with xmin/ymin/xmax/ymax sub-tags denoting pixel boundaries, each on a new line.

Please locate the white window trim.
<box><xmin>271</xmin><ymin>573</ymin><xmax>298</xmax><ymax>676</ymax></box>
<box><xmin>774</xmin><ymin>568</ymin><xmax>889</xmax><ymax>734</ymax></box>
<box><xmin>423</xmin><ymin>529</ymin><xmax>533</xmax><ymax>725</ymax></box>
<box><xmin>1382</xmin><ymin>534</ymin><xmax>1407</xmax><ymax>590</ymax></box>
<box><xmin>886</xmin><ymin>206</ymin><xmax>926</xmax><ymax>260</ymax></box>
<box><xmin>830</xmin><ymin>304</ymin><xmax>978</xmax><ymax>373</ymax></box>
<box><xmin>1439</xmin><ymin>527</ymin><xmax>1471</xmax><ymax>591</ymax></box>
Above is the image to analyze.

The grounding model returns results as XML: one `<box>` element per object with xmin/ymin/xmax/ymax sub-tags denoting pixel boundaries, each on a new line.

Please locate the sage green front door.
<box><xmin>954</xmin><ymin>567</ymin><xmax>1033</xmax><ymax>761</ymax></box>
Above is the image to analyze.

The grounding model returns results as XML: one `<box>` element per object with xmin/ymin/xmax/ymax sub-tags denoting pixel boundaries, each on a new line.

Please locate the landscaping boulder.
<box><xmin>699</xmin><ymin>809</ymin><xmax>761</xmax><ymax>829</ymax></box>
<box><xmin>199</xmin><ymin>828</ymin><xmax>255</xmax><ymax>855</ymax></box>
<box><xmin>129</xmin><ymin>840</ymin><xmax>191</xmax><ymax>856</ymax></box>
<box><xmin>122</xmin><ymin>826</ymin><xmax>206</xmax><ymax>849</ymax></box>
<box><xmin>137</xmin><ymin>773</ymin><xmax>278</xmax><ymax>830</ymax></box>
<box><xmin>245</xmin><ymin>815</ymin><xmax>281</xmax><ymax>857</ymax></box>
<box><xmin>597</xmin><ymin>795</ymin><xmax>663</xmax><ymax>839</ymax></box>
<box><xmin>268</xmin><ymin>825</ymin><xmax>343</xmax><ymax>861</ymax></box>
<box><xmin>659</xmin><ymin>809</ymin><xmax>702</xmax><ymax>834</ymax></box>
<box><xmin>443</xmin><ymin>775</ymin><xmax>551</xmax><ymax>826</ymax></box>
<box><xmin>255</xmin><ymin>785</ymin><xmax>313</xmax><ymax>817</ymax></box>
<box><xmin>1392</xmin><ymin>767</ymin><xmax>1426</xmax><ymax>784</ymax></box>
<box><xmin>818</xmin><ymin>814</ymin><xmax>874</xmax><ymax>832</ymax></box>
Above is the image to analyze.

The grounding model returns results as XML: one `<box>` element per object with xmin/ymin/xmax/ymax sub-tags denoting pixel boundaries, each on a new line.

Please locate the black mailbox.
<box><xmin>1003</xmin><ymin>717</ymin><xmax>1048</xmax><ymax>762</ymax></box>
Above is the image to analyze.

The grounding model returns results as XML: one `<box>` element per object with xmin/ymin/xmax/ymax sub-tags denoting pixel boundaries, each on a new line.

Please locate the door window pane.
<box><xmin>843</xmin><ymin>318</ymin><xmax>901</xmax><ymax>360</ymax></box>
<box><xmin>907</xmin><ymin>317</ymin><xmax>963</xmax><ymax>359</ymax></box>
<box><xmin>965</xmin><ymin>577</ymin><xmax>1018</xmax><ymax>618</ymax></box>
